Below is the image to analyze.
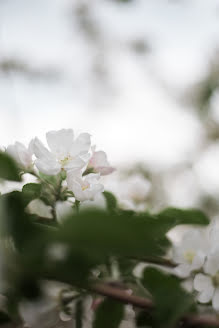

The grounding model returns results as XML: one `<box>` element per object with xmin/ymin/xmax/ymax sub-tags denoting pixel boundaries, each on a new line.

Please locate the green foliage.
<box><xmin>141</xmin><ymin>268</ymin><xmax>194</xmax><ymax>328</ymax></box>
<box><xmin>103</xmin><ymin>191</ymin><xmax>118</xmax><ymax>213</ymax></box>
<box><xmin>93</xmin><ymin>299</ymin><xmax>124</xmax><ymax>328</ymax></box>
<box><xmin>0</xmin><ymin>152</ymin><xmax>21</xmax><ymax>181</ymax></box>
<box><xmin>157</xmin><ymin>207</ymin><xmax>209</xmax><ymax>228</ymax></box>
<box><xmin>22</xmin><ymin>183</ymin><xmax>42</xmax><ymax>206</ymax></box>
<box><xmin>0</xmin><ymin>180</ymin><xmax>211</xmax><ymax>326</ymax></box>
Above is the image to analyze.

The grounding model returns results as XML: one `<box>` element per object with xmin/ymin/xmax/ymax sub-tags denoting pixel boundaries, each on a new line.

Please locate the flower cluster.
<box><xmin>172</xmin><ymin>223</ymin><xmax>219</xmax><ymax>311</ymax></box>
<box><xmin>5</xmin><ymin>129</ymin><xmax>115</xmax><ymax>202</ymax></box>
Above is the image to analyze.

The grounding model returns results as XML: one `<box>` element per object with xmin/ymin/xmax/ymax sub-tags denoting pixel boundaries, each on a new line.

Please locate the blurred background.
<box><xmin>1</xmin><ymin>0</ymin><xmax>219</xmax><ymax>215</ymax></box>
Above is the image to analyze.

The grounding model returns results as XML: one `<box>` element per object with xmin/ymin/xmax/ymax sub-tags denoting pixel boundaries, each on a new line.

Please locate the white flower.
<box><xmin>6</xmin><ymin>141</ymin><xmax>33</xmax><ymax>169</ymax></box>
<box><xmin>88</xmin><ymin>146</ymin><xmax>115</xmax><ymax>176</ymax></box>
<box><xmin>172</xmin><ymin>230</ymin><xmax>208</xmax><ymax>278</ymax></box>
<box><xmin>67</xmin><ymin>170</ymin><xmax>104</xmax><ymax>202</ymax></box>
<box><xmin>194</xmin><ymin>244</ymin><xmax>219</xmax><ymax>311</ymax></box>
<box><xmin>32</xmin><ymin>129</ymin><xmax>91</xmax><ymax>176</ymax></box>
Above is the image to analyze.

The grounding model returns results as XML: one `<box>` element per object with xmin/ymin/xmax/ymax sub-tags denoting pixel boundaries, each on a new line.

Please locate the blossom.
<box><xmin>88</xmin><ymin>146</ymin><xmax>115</xmax><ymax>176</ymax></box>
<box><xmin>6</xmin><ymin>141</ymin><xmax>33</xmax><ymax>169</ymax></box>
<box><xmin>193</xmin><ymin>226</ymin><xmax>219</xmax><ymax>311</ymax></box>
<box><xmin>67</xmin><ymin>170</ymin><xmax>104</xmax><ymax>202</ymax></box>
<box><xmin>194</xmin><ymin>251</ymin><xmax>219</xmax><ymax>311</ymax></box>
<box><xmin>172</xmin><ymin>230</ymin><xmax>208</xmax><ymax>278</ymax></box>
<box><xmin>32</xmin><ymin>129</ymin><xmax>91</xmax><ymax>176</ymax></box>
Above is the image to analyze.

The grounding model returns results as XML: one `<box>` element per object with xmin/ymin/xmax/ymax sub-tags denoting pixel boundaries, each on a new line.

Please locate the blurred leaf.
<box><xmin>0</xmin><ymin>311</ymin><xmax>11</xmax><ymax>325</ymax></box>
<box><xmin>142</xmin><ymin>268</ymin><xmax>194</xmax><ymax>328</ymax></box>
<box><xmin>103</xmin><ymin>191</ymin><xmax>117</xmax><ymax>213</ymax></box>
<box><xmin>93</xmin><ymin>298</ymin><xmax>124</xmax><ymax>328</ymax></box>
<box><xmin>76</xmin><ymin>299</ymin><xmax>83</xmax><ymax>328</ymax></box>
<box><xmin>0</xmin><ymin>152</ymin><xmax>21</xmax><ymax>181</ymax></box>
<box><xmin>22</xmin><ymin>183</ymin><xmax>42</xmax><ymax>206</ymax></box>
<box><xmin>157</xmin><ymin>207</ymin><xmax>209</xmax><ymax>232</ymax></box>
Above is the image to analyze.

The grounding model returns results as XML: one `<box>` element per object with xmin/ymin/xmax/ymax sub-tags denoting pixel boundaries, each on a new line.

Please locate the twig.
<box><xmin>91</xmin><ymin>282</ymin><xmax>219</xmax><ymax>327</ymax></box>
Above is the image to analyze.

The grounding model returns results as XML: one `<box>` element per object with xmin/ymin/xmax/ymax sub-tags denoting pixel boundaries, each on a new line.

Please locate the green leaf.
<box><xmin>157</xmin><ymin>207</ymin><xmax>209</xmax><ymax>231</ymax></box>
<box><xmin>22</xmin><ymin>183</ymin><xmax>42</xmax><ymax>206</ymax></box>
<box><xmin>0</xmin><ymin>152</ymin><xmax>21</xmax><ymax>181</ymax></box>
<box><xmin>75</xmin><ymin>299</ymin><xmax>83</xmax><ymax>328</ymax></box>
<box><xmin>142</xmin><ymin>268</ymin><xmax>194</xmax><ymax>328</ymax></box>
<box><xmin>93</xmin><ymin>298</ymin><xmax>124</xmax><ymax>328</ymax></box>
<box><xmin>0</xmin><ymin>311</ymin><xmax>11</xmax><ymax>325</ymax></box>
<box><xmin>103</xmin><ymin>191</ymin><xmax>117</xmax><ymax>213</ymax></box>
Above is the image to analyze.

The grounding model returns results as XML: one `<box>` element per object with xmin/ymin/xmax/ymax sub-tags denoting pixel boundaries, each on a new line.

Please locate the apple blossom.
<box><xmin>67</xmin><ymin>170</ymin><xmax>104</xmax><ymax>202</ymax></box>
<box><xmin>193</xmin><ymin>249</ymin><xmax>219</xmax><ymax>311</ymax></box>
<box><xmin>6</xmin><ymin>141</ymin><xmax>33</xmax><ymax>170</ymax></box>
<box><xmin>88</xmin><ymin>146</ymin><xmax>115</xmax><ymax>176</ymax></box>
<box><xmin>32</xmin><ymin>129</ymin><xmax>91</xmax><ymax>176</ymax></box>
<box><xmin>172</xmin><ymin>229</ymin><xmax>208</xmax><ymax>278</ymax></box>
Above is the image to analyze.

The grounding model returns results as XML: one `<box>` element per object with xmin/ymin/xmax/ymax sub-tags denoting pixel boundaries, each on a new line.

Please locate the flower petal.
<box><xmin>191</xmin><ymin>252</ymin><xmax>206</xmax><ymax>271</ymax></box>
<box><xmin>194</xmin><ymin>273</ymin><xmax>212</xmax><ymax>292</ymax></box>
<box><xmin>33</xmin><ymin>138</ymin><xmax>54</xmax><ymax>161</ymax></box>
<box><xmin>204</xmin><ymin>249</ymin><xmax>219</xmax><ymax>275</ymax></box>
<box><xmin>64</xmin><ymin>157</ymin><xmax>86</xmax><ymax>170</ymax></box>
<box><xmin>35</xmin><ymin>159</ymin><xmax>61</xmax><ymax>176</ymax></box>
<box><xmin>174</xmin><ymin>263</ymin><xmax>191</xmax><ymax>278</ymax></box>
<box><xmin>70</xmin><ymin>133</ymin><xmax>91</xmax><ymax>157</ymax></box>
<box><xmin>46</xmin><ymin>129</ymin><xmax>74</xmax><ymax>156</ymax></box>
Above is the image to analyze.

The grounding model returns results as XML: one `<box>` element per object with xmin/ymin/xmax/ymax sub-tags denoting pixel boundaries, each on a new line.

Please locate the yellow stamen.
<box><xmin>184</xmin><ymin>250</ymin><xmax>195</xmax><ymax>264</ymax></box>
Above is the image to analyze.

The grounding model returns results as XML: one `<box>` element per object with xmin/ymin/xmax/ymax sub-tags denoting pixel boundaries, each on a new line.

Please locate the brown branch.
<box><xmin>91</xmin><ymin>282</ymin><xmax>219</xmax><ymax>327</ymax></box>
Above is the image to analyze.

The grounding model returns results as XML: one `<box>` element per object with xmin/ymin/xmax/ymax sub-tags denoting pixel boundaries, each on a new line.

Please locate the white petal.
<box><xmin>191</xmin><ymin>252</ymin><xmax>206</xmax><ymax>271</ymax></box>
<box><xmin>197</xmin><ymin>288</ymin><xmax>214</xmax><ymax>304</ymax></box>
<box><xmin>70</xmin><ymin>133</ymin><xmax>91</xmax><ymax>157</ymax></box>
<box><xmin>33</xmin><ymin>138</ymin><xmax>54</xmax><ymax>161</ymax></box>
<box><xmin>71</xmin><ymin>180</ymin><xmax>86</xmax><ymax>202</ymax></box>
<box><xmin>174</xmin><ymin>263</ymin><xmax>191</xmax><ymax>278</ymax></box>
<box><xmin>213</xmin><ymin>288</ymin><xmax>219</xmax><ymax>311</ymax></box>
<box><xmin>64</xmin><ymin>157</ymin><xmax>86</xmax><ymax>170</ymax></box>
<box><xmin>46</xmin><ymin>129</ymin><xmax>74</xmax><ymax>156</ymax></box>
<box><xmin>97</xmin><ymin>166</ymin><xmax>115</xmax><ymax>176</ymax></box>
<box><xmin>181</xmin><ymin>279</ymin><xmax>193</xmax><ymax>293</ymax></box>
<box><xmin>194</xmin><ymin>273</ymin><xmax>212</xmax><ymax>292</ymax></box>
<box><xmin>35</xmin><ymin>159</ymin><xmax>61</xmax><ymax>176</ymax></box>
<box><xmin>85</xmin><ymin>173</ymin><xmax>100</xmax><ymax>184</ymax></box>
<box><xmin>204</xmin><ymin>249</ymin><xmax>219</xmax><ymax>275</ymax></box>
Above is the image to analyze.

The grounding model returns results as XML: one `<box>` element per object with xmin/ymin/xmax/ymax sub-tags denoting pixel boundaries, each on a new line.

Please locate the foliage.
<box><xmin>0</xmin><ymin>145</ymin><xmax>216</xmax><ymax>328</ymax></box>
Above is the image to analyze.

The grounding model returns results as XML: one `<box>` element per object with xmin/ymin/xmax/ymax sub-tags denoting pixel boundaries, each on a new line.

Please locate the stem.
<box><xmin>91</xmin><ymin>282</ymin><xmax>219</xmax><ymax>327</ymax></box>
<box><xmin>75</xmin><ymin>200</ymin><xmax>80</xmax><ymax>214</ymax></box>
<box><xmin>132</xmin><ymin>256</ymin><xmax>176</xmax><ymax>268</ymax></box>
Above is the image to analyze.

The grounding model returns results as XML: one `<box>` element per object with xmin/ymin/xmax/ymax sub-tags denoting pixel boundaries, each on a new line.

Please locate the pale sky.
<box><xmin>1</xmin><ymin>0</ymin><xmax>219</xmax><ymax>171</ymax></box>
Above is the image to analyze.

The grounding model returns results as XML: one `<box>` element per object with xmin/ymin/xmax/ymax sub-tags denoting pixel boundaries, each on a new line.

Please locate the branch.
<box><xmin>91</xmin><ymin>282</ymin><xmax>219</xmax><ymax>327</ymax></box>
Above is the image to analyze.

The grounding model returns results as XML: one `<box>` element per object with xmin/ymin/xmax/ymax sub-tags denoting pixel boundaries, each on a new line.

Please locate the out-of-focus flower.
<box><xmin>193</xmin><ymin>226</ymin><xmax>219</xmax><ymax>311</ymax></box>
<box><xmin>105</xmin><ymin>173</ymin><xmax>150</xmax><ymax>211</ymax></box>
<box><xmin>6</xmin><ymin>141</ymin><xmax>33</xmax><ymax>170</ymax></box>
<box><xmin>55</xmin><ymin>200</ymin><xmax>74</xmax><ymax>223</ymax></box>
<box><xmin>172</xmin><ymin>230</ymin><xmax>208</xmax><ymax>278</ymax></box>
<box><xmin>33</xmin><ymin>129</ymin><xmax>91</xmax><ymax>176</ymax></box>
<box><xmin>88</xmin><ymin>146</ymin><xmax>115</xmax><ymax>176</ymax></box>
<box><xmin>194</xmin><ymin>270</ymin><xmax>219</xmax><ymax>310</ymax></box>
<box><xmin>67</xmin><ymin>170</ymin><xmax>104</xmax><ymax>202</ymax></box>
<box><xmin>27</xmin><ymin>199</ymin><xmax>53</xmax><ymax>218</ymax></box>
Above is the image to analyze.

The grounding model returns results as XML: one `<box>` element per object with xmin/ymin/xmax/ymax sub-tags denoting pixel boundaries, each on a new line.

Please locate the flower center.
<box><xmin>82</xmin><ymin>185</ymin><xmax>89</xmax><ymax>191</ymax></box>
<box><xmin>184</xmin><ymin>250</ymin><xmax>195</xmax><ymax>264</ymax></box>
<box><xmin>59</xmin><ymin>155</ymin><xmax>72</xmax><ymax>167</ymax></box>
<box><xmin>213</xmin><ymin>272</ymin><xmax>219</xmax><ymax>286</ymax></box>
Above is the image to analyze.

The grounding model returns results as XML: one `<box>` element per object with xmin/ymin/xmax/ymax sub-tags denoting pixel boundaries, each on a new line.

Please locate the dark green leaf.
<box><xmin>22</xmin><ymin>183</ymin><xmax>42</xmax><ymax>206</ymax></box>
<box><xmin>93</xmin><ymin>298</ymin><xmax>124</xmax><ymax>328</ymax></box>
<box><xmin>0</xmin><ymin>311</ymin><xmax>11</xmax><ymax>325</ymax></box>
<box><xmin>157</xmin><ymin>207</ymin><xmax>209</xmax><ymax>229</ymax></box>
<box><xmin>142</xmin><ymin>268</ymin><xmax>194</xmax><ymax>328</ymax></box>
<box><xmin>103</xmin><ymin>191</ymin><xmax>117</xmax><ymax>213</ymax></box>
<box><xmin>75</xmin><ymin>299</ymin><xmax>83</xmax><ymax>328</ymax></box>
<box><xmin>0</xmin><ymin>152</ymin><xmax>21</xmax><ymax>181</ymax></box>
